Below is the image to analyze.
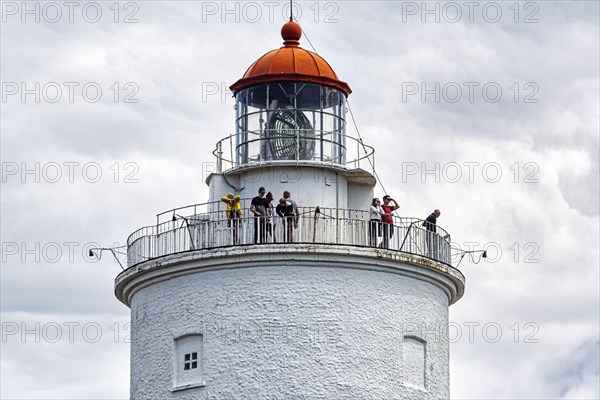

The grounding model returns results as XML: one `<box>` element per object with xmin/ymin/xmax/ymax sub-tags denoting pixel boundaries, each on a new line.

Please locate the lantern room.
<box><xmin>227</xmin><ymin>19</ymin><xmax>353</xmax><ymax>168</ymax></box>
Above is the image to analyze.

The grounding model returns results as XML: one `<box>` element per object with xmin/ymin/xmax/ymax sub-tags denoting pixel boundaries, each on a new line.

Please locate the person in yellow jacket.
<box><xmin>221</xmin><ymin>193</ymin><xmax>242</xmax><ymax>244</ymax></box>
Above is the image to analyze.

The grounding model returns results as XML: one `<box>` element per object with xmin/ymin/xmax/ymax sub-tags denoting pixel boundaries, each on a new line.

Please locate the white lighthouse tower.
<box><xmin>115</xmin><ymin>19</ymin><xmax>465</xmax><ymax>399</ymax></box>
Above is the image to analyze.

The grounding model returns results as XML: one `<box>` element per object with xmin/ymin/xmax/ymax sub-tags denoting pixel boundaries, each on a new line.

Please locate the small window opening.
<box><xmin>183</xmin><ymin>352</ymin><xmax>198</xmax><ymax>370</ymax></box>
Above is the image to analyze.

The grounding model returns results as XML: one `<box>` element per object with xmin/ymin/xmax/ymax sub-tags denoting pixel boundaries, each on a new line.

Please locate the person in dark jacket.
<box><xmin>276</xmin><ymin>197</ymin><xmax>295</xmax><ymax>242</ymax></box>
<box><xmin>423</xmin><ymin>209</ymin><xmax>441</xmax><ymax>259</ymax></box>
<box><xmin>250</xmin><ymin>187</ymin><xmax>270</xmax><ymax>244</ymax></box>
<box><xmin>424</xmin><ymin>209</ymin><xmax>441</xmax><ymax>232</ymax></box>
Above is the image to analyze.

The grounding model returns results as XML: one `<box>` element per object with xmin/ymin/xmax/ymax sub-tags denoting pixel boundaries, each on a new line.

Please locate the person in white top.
<box><xmin>369</xmin><ymin>198</ymin><xmax>385</xmax><ymax>247</ymax></box>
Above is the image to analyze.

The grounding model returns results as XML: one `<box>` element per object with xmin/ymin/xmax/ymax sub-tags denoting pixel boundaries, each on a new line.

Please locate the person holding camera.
<box><xmin>381</xmin><ymin>195</ymin><xmax>400</xmax><ymax>248</ymax></box>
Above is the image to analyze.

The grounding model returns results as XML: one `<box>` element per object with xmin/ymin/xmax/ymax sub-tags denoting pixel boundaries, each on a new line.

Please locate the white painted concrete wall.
<box><xmin>128</xmin><ymin>260</ymin><xmax>450</xmax><ymax>399</ymax></box>
<box><xmin>347</xmin><ymin>182</ymin><xmax>375</xmax><ymax>211</ymax></box>
<box><xmin>207</xmin><ymin>166</ymin><xmax>348</xmax><ymax>210</ymax></box>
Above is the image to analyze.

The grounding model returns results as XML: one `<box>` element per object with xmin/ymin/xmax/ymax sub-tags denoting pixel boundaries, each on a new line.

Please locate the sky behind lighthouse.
<box><xmin>1</xmin><ymin>1</ymin><xmax>599</xmax><ymax>399</ymax></box>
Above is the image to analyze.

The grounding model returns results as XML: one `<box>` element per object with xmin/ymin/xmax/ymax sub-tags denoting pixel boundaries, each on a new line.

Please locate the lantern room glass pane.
<box><xmin>235</xmin><ymin>83</ymin><xmax>346</xmax><ymax>166</ymax></box>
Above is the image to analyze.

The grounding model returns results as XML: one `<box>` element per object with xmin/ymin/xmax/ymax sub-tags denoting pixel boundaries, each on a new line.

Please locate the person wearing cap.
<box><xmin>220</xmin><ymin>192</ymin><xmax>242</xmax><ymax>244</ymax></box>
<box><xmin>250</xmin><ymin>187</ymin><xmax>270</xmax><ymax>244</ymax></box>
<box><xmin>381</xmin><ymin>195</ymin><xmax>400</xmax><ymax>248</ymax></box>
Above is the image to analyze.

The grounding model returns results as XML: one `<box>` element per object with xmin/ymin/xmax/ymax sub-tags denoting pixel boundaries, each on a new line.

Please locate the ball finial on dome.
<box><xmin>281</xmin><ymin>18</ymin><xmax>302</xmax><ymax>47</ymax></box>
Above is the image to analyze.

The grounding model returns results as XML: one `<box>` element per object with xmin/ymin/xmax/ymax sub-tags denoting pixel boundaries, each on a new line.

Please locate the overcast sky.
<box><xmin>1</xmin><ymin>1</ymin><xmax>599</xmax><ymax>399</ymax></box>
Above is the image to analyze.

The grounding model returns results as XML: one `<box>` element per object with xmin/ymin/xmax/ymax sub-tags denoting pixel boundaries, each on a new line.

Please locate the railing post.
<box><xmin>312</xmin><ymin>207</ymin><xmax>318</xmax><ymax>243</ymax></box>
<box><xmin>217</xmin><ymin>141</ymin><xmax>223</xmax><ymax>173</ymax></box>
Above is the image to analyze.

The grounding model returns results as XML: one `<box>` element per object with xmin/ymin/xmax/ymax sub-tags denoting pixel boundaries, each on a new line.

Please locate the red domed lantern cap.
<box><xmin>230</xmin><ymin>18</ymin><xmax>351</xmax><ymax>96</ymax></box>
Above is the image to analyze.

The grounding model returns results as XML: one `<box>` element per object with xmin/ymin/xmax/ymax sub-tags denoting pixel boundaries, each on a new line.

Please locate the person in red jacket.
<box><xmin>381</xmin><ymin>195</ymin><xmax>400</xmax><ymax>248</ymax></box>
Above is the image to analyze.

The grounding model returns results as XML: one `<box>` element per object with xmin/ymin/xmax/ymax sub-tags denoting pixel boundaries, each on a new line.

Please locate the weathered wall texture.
<box><xmin>129</xmin><ymin>262</ymin><xmax>450</xmax><ymax>399</ymax></box>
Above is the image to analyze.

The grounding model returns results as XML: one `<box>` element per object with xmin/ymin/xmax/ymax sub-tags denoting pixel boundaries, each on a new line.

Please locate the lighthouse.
<box><xmin>115</xmin><ymin>19</ymin><xmax>465</xmax><ymax>399</ymax></box>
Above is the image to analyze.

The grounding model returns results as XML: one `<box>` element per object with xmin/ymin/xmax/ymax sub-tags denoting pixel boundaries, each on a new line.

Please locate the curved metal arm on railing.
<box><xmin>454</xmin><ymin>249</ymin><xmax>487</xmax><ymax>267</ymax></box>
<box><xmin>89</xmin><ymin>245</ymin><xmax>127</xmax><ymax>270</ymax></box>
<box><xmin>173</xmin><ymin>213</ymin><xmax>195</xmax><ymax>250</ymax></box>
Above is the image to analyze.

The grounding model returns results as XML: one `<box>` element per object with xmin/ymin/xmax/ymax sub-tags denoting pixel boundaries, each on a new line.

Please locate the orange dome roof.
<box><xmin>230</xmin><ymin>19</ymin><xmax>351</xmax><ymax>96</ymax></box>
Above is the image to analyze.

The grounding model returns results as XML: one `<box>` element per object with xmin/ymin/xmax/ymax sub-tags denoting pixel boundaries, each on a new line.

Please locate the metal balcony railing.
<box><xmin>126</xmin><ymin>201</ymin><xmax>453</xmax><ymax>268</ymax></box>
<box><xmin>212</xmin><ymin>131</ymin><xmax>375</xmax><ymax>173</ymax></box>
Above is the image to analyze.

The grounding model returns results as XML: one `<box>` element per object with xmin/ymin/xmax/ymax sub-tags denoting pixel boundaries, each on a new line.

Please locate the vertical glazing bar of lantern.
<box><xmin>311</xmin><ymin>104</ymin><xmax>317</xmax><ymax>162</ymax></box>
<box><xmin>336</xmin><ymin>98</ymin><xmax>340</xmax><ymax>165</ymax></box>
<box><xmin>295</xmin><ymin>84</ymin><xmax>300</xmax><ymax>163</ymax></box>
<box><xmin>338</xmin><ymin>100</ymin><xmax>342</xmax><ymax>166</ymax></box>
<box><xmin>264</xmin><ymin>84</ymin><xmax>270</xmax><ymax>165</ymax></box>
<box><xmin>235</xmin><ymin>94</ymin><xmax>239</xmax><ymax>167</ymax></box>
<box><xmin>342</xmin><ymin>98</ymin><xmax>347</xmax><ymax>166</ymax></box>
<box><xmin>332</xmin><ymin>99</ymin><xmax>337</xmax><ymax>165</ymax></box>
<box><xmin>239</xmin><ymin>94</ymin><xmax>244</xmax><ymax>167</ymax></box>
<box><xmin>320</xmin><ymin>87</ymin><xmax>324</xmax><ymax>162</ymax></box>
<box><xmin>339</xmin><ymin>95</ymin><xmax>342</xmax><ymax>164</ymax></box>
<box><xmin>336</xmin><ymin>100</ymin><xmax>340</xmax><ymax>166</ymax></box>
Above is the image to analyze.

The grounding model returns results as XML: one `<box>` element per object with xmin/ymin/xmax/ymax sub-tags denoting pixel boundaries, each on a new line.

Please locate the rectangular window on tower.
<box><xmin>173</xmin><ymin>335</ymin><xmax>204</xmax><ymax>391</ymax></box>
<box><xmin>402</xmin><ymin>335</ymin><xmax>427</xmax><ymax>391</ymax></box>
<box><xmin>183</xmin><ymin>352</ymin><xmax>198</xmax><ymax>370</ymax></box>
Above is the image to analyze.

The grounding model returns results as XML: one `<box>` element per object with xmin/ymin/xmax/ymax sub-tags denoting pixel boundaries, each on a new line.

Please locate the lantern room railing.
<box><xmin>213</xmin><ymin>131</ymin><xmax>375</xmax><ymax>173</ymax></box>
<box><xmin>126</xmin><ymin>201</ymin><xmax>453</xmax><ymax>268</ymax></box>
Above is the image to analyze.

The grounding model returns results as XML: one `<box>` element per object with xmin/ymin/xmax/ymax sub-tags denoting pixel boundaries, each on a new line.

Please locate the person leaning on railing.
<box><xmin>423</xmin><ymin>209</ymin><xmax>441</xmax><ymax>259</ymax></box>
<box><xmin>282</xmin><ymin>190</ymin><xmax>300</xmax><ymax>230</ymax></box>
<box><xmin>221</xmin><ymin>193</ymin><xmax>242</xmax><ymax>245</ymax></box>
<box><xmin>276</xmin><ymin>197</ymin><xmax>295</xmax><ymax>243</ymax></box>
